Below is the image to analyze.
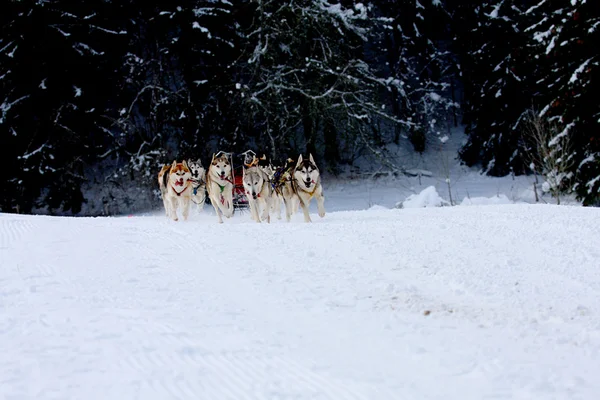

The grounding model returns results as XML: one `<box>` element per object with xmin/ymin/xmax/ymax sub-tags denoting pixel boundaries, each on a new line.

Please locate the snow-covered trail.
<box><xmin>1</xmin><ymin>205</ymin><xmax>600</xmax><ymax>399</ymax></box>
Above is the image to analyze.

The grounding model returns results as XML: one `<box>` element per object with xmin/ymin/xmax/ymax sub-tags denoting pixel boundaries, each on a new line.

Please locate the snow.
<box><xmin>489</xmin><ymin>2</ymin><xmax>501</xmax><ymax>19</ymax></box>
<box><xmin>397</xmin><ymin>185</ymin><xmax>450</xmax><ymax>208</ymax></box>
<box><xmin>429</xmin><ymin>92</ymin><xmax>441</xmax><ymax>102</ymax></box>
<box><xmin>460</xmin><ymin>194</ymin><xmax>512</xmax><ymax>206</ymax></box>
<box><xmin>2</xmin><ymin>201</ymin><xmax>600</xmax><ymax>399</ymax></box>
<box><xmin>569</xmin><ymin>58</ymin><xmax>592</xmax><ymax>84</ymax></box>
<box><xmin>192</xmin><ymin>22</ymin><xmax>211</xmax><ymax>38</ymax></box>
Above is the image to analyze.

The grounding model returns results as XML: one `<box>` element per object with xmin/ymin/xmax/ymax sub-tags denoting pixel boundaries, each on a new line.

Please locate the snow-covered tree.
<box><xmin>233</xmin><ymin>1</ymin><xmax>417</xmax><ymax>166</ymax></box>
<box><xmin>456</xmin><ymin>1</ymin><xmax>536</xmax><ymax>176</ymax></box>
<box><xmin>525</xmin><ymin>0</ymin><xmax>600</xmax><ymax>205</ymax></box>
<box><xmin>371</xmin><ymin>0</ymin><xmax>458</xmax><ymax>152</ymax></box>
<box><xmin>0</xmin><ymin>0</ymin><xmax>129</xmax><ymax>214</ymax></box>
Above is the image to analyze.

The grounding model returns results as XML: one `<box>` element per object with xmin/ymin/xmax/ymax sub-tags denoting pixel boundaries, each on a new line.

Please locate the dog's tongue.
<box><xmin>176</xmin><ymin>179</ymin><xmax>183</xmax><ymax>186</ymax></box>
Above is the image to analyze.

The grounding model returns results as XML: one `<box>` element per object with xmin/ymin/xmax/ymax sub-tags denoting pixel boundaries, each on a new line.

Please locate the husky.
<box><xmin>206</xmin><ymin>152</ymin><xmax>234</xmax><ymax>223</ymax></box>
<box><xmin>272</xmin><ymin>158</ymin><xmax>299</xmax><ymax>222</ymax></box>
<box><xmin>256</xmin><ymin>154</ymin><xmax>283</xmax><ymax>220</ymax></box>
<box><xmin>242</xmin><ymin>157</ymin><xmax>272</xmax><ymax>223</ymax></box>
<box><xmin>157</xmin><ymin>160</ymin><xmax>193</xmax><ymax>221</ymax></box>
<box><xmin>187</xmin><ymin>158</ymin><xmax>206</xmax><ymax>210</ymax></box>
<box><xmin>292</xmin><ymin>154</ymin><xmax>325</xmax><ymax>223</ymax></box>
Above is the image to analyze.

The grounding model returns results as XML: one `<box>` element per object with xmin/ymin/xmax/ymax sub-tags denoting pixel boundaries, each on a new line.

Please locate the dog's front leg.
<box><xmin>210</xmin><ymin>196</ymin><xmax>224</xmax><ymax>223</ymax></box>
<box><xmin>272</xmin><ymin>194</ymin><xmax>281</xmax><ymax>220</ymax></box>
<box><xmin>283</xmin><ymin>197</ymin><xmax>293</xmax><ymax>222</ymax></box>
<box><xmin>299</xmin><ymin>197</ymin><xmax>312</xmax><ymax>223</ymax></box>
<box><xmin>292</xmin><ymin>195</ymin><xmax>299</xmax><ymax>215</ymax></box>
<box><xmin>224</xmin><ymin>191</ymin><xmax>234</xmax><ymax>218</ymax></box>
<box><xmin>162</xmin><ymin>193</ymin><xmax>170</xmax><ymax>218</ymax></box>
<box><xmin>182</xmin><ymin>197</ymin><xmax>191</xmax><ymax>221</ymax></box>
<box><xmin>260</xmin><ymin>198</ymin><xmax>270</xmax><ymax>223</ymax></box>
<box><xmin>250</xmin><ymin>200</ymin><xmax>261</xmax><ymax>223</ymax></box>
<box><xmin>169</xmin><ymin>196</ymin><xmax>179</xmax><ymax>221</ymax></box>
<box><xmin>316</xmin><ymin>193</ymin><xmax>326</xmax><ymax>218</ymax></box>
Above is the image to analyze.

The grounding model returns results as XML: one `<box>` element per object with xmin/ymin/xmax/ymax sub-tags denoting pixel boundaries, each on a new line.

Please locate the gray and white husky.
<box><xmin>187</xmin><ymin>158</ymin><xmax>206</xmax><ymax>210</ymax></box>
<box><xmin>292</xmin><ymin>154</ymin><xmax>325</xmax><ymax>223</ymax></box>
<box><xmin>206</xmin><ymin>152</ymin><xmax>234</xmax><ymax>223</ymax></box>
<box><xmin>242</xmin><ymin>158</ymin><xmax>272</xmax><ymax>223</ymax></box>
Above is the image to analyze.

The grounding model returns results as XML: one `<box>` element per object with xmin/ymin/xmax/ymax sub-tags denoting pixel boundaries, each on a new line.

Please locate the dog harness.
<box><xmin>271</xmin><ymin>166</ymin><xmax>293</xmax><ymax>195</ymax></box>
<box><xmin>170</xmin><ymin>185</ymin><xmax>189</xmax><ymax>197</ymax></box>
<box><xmin>190</xmin><ymin>178</ymin><xmax>204</xmax><ymax>196</ymax></box>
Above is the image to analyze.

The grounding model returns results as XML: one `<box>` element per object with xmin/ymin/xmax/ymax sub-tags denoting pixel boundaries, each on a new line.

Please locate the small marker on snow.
<box><xmin>423</xmin><ymin>310</ymin><xmax>431</xmax><ymax>316</ymax></box>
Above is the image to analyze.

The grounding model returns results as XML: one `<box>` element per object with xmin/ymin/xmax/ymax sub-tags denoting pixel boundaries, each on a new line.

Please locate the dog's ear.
<box><xmin>211</xmin><ymin>153</ymin><xmax>216</xmax><ymax>163</ymax></box>
<box><xmin>197</xmin><ymin>158</ymin><xmax>203</xmax><ymax>166</ymax></box>
<box><xmin>171</xmin><ymin>160</ymin><xmax>177</xmax><ymax>169</ymax></box>
<box><xmin>309</xmin><ymin>153</ymin><xmax>315</xmax><ymax>164</ymax></box>
<box><xmin>182</xmin><ymin>159</ymin><xmax>189</xmax><ymax>169</ymax></box>
<box><xmin>296</xmin><ymin>154</ymin><xmax>303</xmax><ymax>168</ymax></box>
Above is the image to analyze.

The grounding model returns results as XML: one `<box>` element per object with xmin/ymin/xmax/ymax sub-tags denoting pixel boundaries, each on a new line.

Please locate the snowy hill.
<box><xmin>1</xmin><ymin>204</ymin><xmax>600</xmax><ymax>399</ymax></box>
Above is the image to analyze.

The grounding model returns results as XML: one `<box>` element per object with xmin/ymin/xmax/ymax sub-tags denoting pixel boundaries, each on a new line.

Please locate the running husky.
<box><xmin>187</xmin><ymin>158</ymin><xmax>206</xmax><ymax>210</ymax></box>
<box><xmin>293</xmin><ymin>154</ymin><xmax>325</xmax><ymax>223</ymax></box>
<box><xmin>257</xmin><ymin>154</ymin><xmax>283</xmax><ymax>220</ymax></box>
<box><xmin>206</xmin><ymin>152</ymin><xmax>234</xmax><ymax>223</ymax></box>
<box><xmin>242</xmin><ymin>156</ymin><xmax>272</xmax><ymax>223</ymax></box>
<box><xmin>272</xmin><ymin>158</ymin><xmax>299</xmax><ymax>222</ymax></box>
<box><xmin>157</xmin><ymin>160</ymin><xmax>193</xmax><ymax>221</ymax></box>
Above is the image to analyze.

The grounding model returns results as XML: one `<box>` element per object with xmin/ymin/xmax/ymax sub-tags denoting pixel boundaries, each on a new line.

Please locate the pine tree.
<box><xmin>371</xmin><ymin>0</ymin><xmax>458</xmax><ymax>152</ymax></box>
<box><xmin>0</xmin><ymin>0</ymin><xmax>130</xmax><ymax>214</ymax></box>
<box><xmin>456</xmin><ymin>1</ymin><xmax>536</xmax><ymax>176</ymax></box>
<box><xmin>525</xmin><ymin>0</ymin><xmax>600</xmax><ymax>205</ymax></box>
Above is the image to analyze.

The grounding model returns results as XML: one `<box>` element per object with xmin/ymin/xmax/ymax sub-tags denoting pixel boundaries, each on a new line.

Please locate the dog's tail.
<box><xmin>160</xmin><ymin>165</ymin><xmax>170</xmax><ymax>188</ymax></box>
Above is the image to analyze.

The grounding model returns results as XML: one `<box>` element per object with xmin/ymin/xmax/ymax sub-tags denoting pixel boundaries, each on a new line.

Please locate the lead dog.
<box><xmin>242</xmin><ymin>156</ymin><xmax>272</xmax><ymax>223</ymax></box>
<box><xmin>293</xmin><ymin>154</ymin><xmax>325</xmax><ymax>223</ymax></box>
<box><xmin>157</xmin><ymin>160</ymin><xmax>193</xmax><ymax>221</ymax></box>
<box><xmin>206</xmin><ymin>152</ymin><xmax>234</xmax><ymax>223</ymax></box>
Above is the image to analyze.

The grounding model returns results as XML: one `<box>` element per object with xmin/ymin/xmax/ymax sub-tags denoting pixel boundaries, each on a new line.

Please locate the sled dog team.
<box><xmin>158</xmin><ymin>152</ymin><xmax>325</xmax><ymax>224</ymax></box>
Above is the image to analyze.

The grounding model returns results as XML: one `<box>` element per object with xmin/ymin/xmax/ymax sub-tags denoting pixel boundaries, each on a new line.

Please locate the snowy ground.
<box><xmin>2</xmin><ymin>197</ymin><xmax>600</xmax><ymax>399</ymax></box>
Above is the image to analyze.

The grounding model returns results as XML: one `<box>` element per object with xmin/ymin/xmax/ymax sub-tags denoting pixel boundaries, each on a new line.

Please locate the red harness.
<box><xmin>171</xmin><ymin>185</ymin><xmax>189</xmax><ymax>197</ymax></box>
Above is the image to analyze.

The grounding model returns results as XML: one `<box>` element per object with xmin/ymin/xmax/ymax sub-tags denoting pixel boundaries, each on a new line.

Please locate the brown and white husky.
<box><xmin>157</xmin><ymin>160</ymin><xmax>193</xmax><ymax>221</ymax></box>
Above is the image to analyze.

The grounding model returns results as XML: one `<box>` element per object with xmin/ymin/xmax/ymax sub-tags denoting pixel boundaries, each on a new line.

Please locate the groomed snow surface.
<box><xmin>2</xmin><ymin>188</ymin><xmax>600</xmax><ymax>399</ymax></box>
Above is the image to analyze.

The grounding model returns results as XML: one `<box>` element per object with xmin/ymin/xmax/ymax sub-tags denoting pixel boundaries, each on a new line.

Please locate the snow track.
<box><xmin>1</xmin><ymin>205</ymin><xmax>600</xmax><ymax>399</ymax></box>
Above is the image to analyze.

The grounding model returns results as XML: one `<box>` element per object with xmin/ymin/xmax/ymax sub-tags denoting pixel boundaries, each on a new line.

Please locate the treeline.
<box><xmin>0</xmin><ymin>0</ymin><xmax>598</xmax><ymax>215</ymax></box>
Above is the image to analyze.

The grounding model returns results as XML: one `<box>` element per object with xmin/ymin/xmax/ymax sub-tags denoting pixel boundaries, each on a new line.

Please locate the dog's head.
<box><xmin>210</xmin><ymin>152</ymin><xmax>231</xmax><ymax>180</ymax></box>
<box><xmin>294</xmin><ymin>154</ymin><xmax>319</xmax><ymax>190</ymax></box>
<box><xmin>169</xmin><ymin>160</ymin><xmax>192</xmax><ymax>187</ymax></box>
<box><xmin>242</xmin><ymin>167</ymin><xmax>264</xmax><ymax>200</ymax></box>
<box><xmin>187</xmin><ymin>158</ymin><xmax>205</xmax><ymax>182</ymax></box>
<box><xmin>284</xmin><ymin>158</ymin><xmax>296</xmax><ymax>171</ymax></box>
<box><xmin>257</xmin><ymin>154</ymin><xmax>274</xmax><ymax>178</ymax></box>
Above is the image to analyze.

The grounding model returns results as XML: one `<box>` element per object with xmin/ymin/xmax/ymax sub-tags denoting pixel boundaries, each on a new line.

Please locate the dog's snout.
<box><xmin>252</xmin><ymin>192</ymin><xmax>258</xmax><ymax>200</ymax></box>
